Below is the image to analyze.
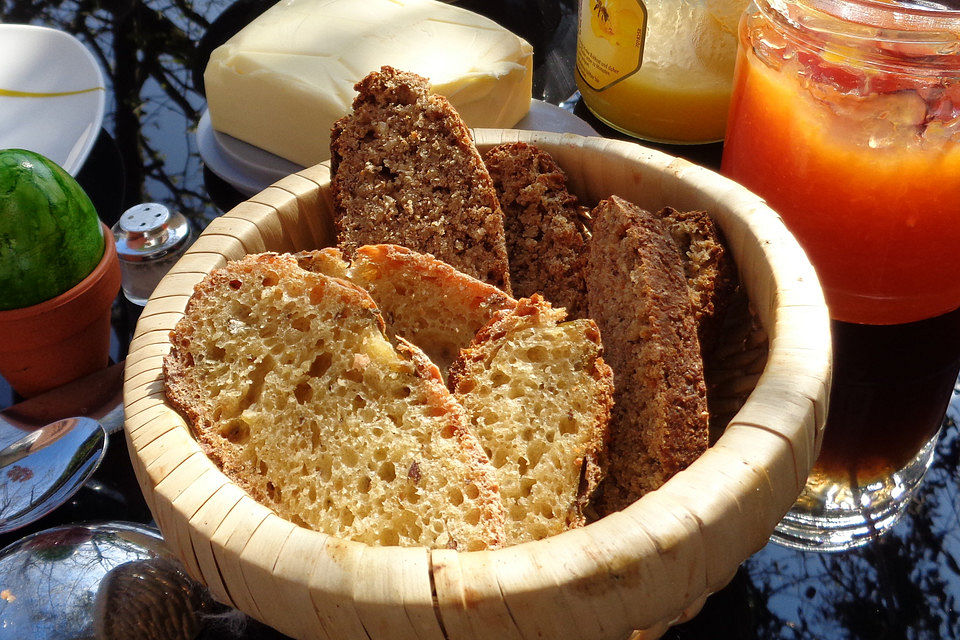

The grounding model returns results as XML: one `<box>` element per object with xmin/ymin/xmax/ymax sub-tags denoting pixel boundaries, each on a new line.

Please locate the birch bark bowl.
<box><xmin>123</xmin><ymin>130</ymin><xmax>831</xmax><ymax>640</ymax></box>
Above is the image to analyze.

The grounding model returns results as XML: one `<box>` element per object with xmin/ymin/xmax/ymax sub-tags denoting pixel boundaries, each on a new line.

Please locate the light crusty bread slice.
<box><xmin>585</xmin><ymin>196</ymin><xmax>709</xmax><ymax>515</ymax></box>
<box><xmin>448</xmin><ymin>295</ymin><xmax>614</xmax><ymax>544</ymax></box>
<box><xmin>483</xmin><ymin>141</ymin><xmax>591</xmax><ymax>319</ymax></box>
<box><xmin>298</xmin><ymin>245</ymin><xmax>517</xmax><ymax>376</ymax></box>
<box><xmin>298</xmin><ymin>247</ymin><xmax>613</xmax><ymax>541</ymax></box>
<box><xmin>330</xmin><ymin>66</ymin><xmax>511</xmax><ymax>292</ymax></box>
<box><xmin>163</xmin><ymin>253</ymin><xmax>506</xmax><ymax>550</ymax></box>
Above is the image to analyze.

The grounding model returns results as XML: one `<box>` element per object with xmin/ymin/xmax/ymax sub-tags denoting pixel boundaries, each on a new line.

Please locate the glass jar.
<box><xmin>723</xmin><ymin>0</ymin><xmax>960</xmax><ymax>325</ymax></box>
<box><xmin>575</xmin><ymin>0</ymin><xmax>749</xmax><ymax>143</ymax></box>
<box><xmin>722</xmin><ymin>0</ymin><xmax>960</xmax><ymax>550</ymax></box>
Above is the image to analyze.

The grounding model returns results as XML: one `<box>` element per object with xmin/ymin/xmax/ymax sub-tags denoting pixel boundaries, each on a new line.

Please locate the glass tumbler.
<box><xmin>722</xmin><ymin>0</ymin><xmax>960</xmax><ymax>550</ymax></box>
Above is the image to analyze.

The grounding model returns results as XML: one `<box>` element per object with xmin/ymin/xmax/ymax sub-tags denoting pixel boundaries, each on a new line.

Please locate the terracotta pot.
<box><xmin>0</xmin><ymin>223</ymin><xmax>122</xmax><ymax>398</ymax></box>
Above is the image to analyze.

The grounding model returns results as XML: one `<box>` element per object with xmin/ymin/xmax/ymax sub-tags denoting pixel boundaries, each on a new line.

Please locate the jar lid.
<box><xmin>112</xmin><ymin>203</ymin><xmax>191</xmax><ymax>262</ymax></box>
<box><xmin>773</xmin><ymin>0</ymin><xmax>960</xmax><ymax>42</ymax></box>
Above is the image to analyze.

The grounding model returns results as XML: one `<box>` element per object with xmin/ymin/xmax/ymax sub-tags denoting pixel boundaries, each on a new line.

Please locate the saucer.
<box><xmin>197</xmin><ymin>99</ymin><xmax>599</xmax><ymax>196</ymax></box>
<box><xmin>0</xmin><ymin>25</ymin><xmax>106</xmax><ymax>176</ymax></box>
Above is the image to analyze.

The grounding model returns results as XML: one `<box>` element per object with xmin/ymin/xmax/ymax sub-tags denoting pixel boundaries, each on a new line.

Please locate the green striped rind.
<box><xmin>0</xmin><ymin>149</ymin><xmax>104</xmax><ymax>311</ymax></box>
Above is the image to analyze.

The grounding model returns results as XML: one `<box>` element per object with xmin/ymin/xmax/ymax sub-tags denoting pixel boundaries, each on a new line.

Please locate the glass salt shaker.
<box><xmin>112</xmin><ymin>203</ymin><xmax>192</xmax><ymax>306</ymax></box>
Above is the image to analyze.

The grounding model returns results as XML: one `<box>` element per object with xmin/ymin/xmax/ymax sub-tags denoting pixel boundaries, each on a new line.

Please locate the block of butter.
<box><xmin>204</xmin><ymin>0</ymin><xmax>534</xmax><ymax>167</ymax></box>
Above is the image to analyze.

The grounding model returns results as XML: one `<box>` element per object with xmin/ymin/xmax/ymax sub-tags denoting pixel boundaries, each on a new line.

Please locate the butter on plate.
<box><xmin>204</xmin><ymin>0</ymin><xmax>534</xmax><ymax>167</ymax></box>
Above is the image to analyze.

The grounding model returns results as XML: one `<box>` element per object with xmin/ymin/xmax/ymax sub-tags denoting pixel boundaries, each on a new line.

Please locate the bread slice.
<box><xmin>483</xmin><ymin>142</ymin><xmax>590</xmax><ymax>319</ymax></box>
<box><xmin>656</xmin><ymin>206</ymin><xmax>734</xmax><ymax>354</ymax></box>
<box><xmin>163</xmin><ymin>253</ymin><xmax>506</xmax><ymax>550</ymax></box>
<box><xmin>448</xmin><ymin>295</ymin><xmax>614</xmax><ymax>543</ymax></box>
<box><xmin>298</xmin><ymin>244</ymin><xmax>517</xmax><ymax>376</ymax></box>
<box><xmin>585</xmin><ymin>196</ymin><xmax>709</xmax><ymax>515</ymax></box>
<box><xmin>330</xmin><ymin>66</ymin><xmax>511</xmax><ymax>292</ymax></box>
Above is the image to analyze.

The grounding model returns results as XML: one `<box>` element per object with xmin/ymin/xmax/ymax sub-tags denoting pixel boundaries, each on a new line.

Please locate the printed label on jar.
<box><xmin>576</xmin><ymin>0</ymin><xmax>647</xmax><ymax>91</ymax></box>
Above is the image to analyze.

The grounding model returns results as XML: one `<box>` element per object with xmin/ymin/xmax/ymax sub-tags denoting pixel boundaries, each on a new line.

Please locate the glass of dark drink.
<box><xmin>721</xmin><ymin>0</ymin><xmax>960</xmax><ymax>549</ymax></box>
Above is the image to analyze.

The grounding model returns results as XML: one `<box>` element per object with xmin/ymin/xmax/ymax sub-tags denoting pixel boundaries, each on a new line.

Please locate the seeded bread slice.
<box><xmin>585</xmin><ymin>197</ymin><xmax>710</xmax><ymax>515</ymax></box>
<box><xmin>656</xmin><ymin>206</ymin><xmax>734</xmax><ymax>354</ymax></box>
<box><xmin>163</xmin><ymin>253</ymin><xmax>506</xmax><ymax>550</ymax></box>
<box><xmin>330</xmin><ymin>66</ymin><xmax>511</xmax><ymax>292</ymax></box>
<box><xmin>448</xmin><ymin>295</ymin><xmax>614</xmax><ymax>544</ymax></box>
<box><xmin>483</xmin><ymin>142</ymin><xmax>591</xmax><ymax>319</ymax></box>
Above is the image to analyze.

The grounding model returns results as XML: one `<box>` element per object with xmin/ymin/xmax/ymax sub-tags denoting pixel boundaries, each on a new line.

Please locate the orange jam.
<box><xmin>721</xmin><ymin>0</ymin><xmax>960</xmax><ymax>324</ymax></box>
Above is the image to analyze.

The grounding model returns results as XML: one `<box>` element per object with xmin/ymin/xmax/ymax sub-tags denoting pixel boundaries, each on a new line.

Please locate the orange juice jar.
<box><xmin>722</xmin><ymin>0</ymin><xmax>960</xmax><ymax>550</ymax></box>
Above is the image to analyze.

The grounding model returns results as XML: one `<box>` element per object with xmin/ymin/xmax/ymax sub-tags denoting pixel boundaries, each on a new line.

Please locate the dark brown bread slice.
<box><xmin>654</xmin><ymin>207</ymin><xmax>743</xmax><ymax>441</ymax></box>
<box><xmin>448</xmin><ymin>295</ymin><xmax>613</xmax><ymax>544</ymax></box>
<box><xmin>163</xmin><ymin>253</ymin><xmax>506</xmax><ymax>550</ymax></box>
<box><xmin>483</xmin><ymin>142</ymin><xmax>590</xmax><ymax>318</ymax></box>
<box><xmin>330</xmin><ymin>66</ymin><xmax>511</xmax><ymax>292</ymax></box>
<box><xmin>656</xmin><ymin>206</ymin><xmax>735</xmax><ymax>354</ymax></box>
<box><xmin>297</xmin><ymin>244</ymin><xmax>517</xmax><ymax>376</ymax></box>
<box><xmin>585</xmin><ymin>196</ymin><xmax>710</xmax><ymax>515</ymax></box>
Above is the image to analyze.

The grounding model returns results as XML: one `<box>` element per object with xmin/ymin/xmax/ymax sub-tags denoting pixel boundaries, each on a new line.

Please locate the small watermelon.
<box><xmin>0</xmin><ymin>149</ymin><xmax>105</xmax><ymax>311</ymax></box>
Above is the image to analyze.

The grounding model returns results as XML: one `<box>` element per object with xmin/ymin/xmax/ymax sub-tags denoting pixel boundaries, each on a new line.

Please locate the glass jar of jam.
<box><xmin>722</xmin><ymin>0</ymin><xmax>960</xmax><ymax>550</ymax></box>
<box><xmin>723</xmin><ymin>0</ymin><xmax>960</xmax><ymax>325</ymax></box>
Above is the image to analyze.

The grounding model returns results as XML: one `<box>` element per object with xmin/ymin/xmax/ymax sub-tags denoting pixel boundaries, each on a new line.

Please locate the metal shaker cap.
<box><xmin>113</xmin><ymin>203</ymin><xmax>191</xmax><ymax>262</ymax></box>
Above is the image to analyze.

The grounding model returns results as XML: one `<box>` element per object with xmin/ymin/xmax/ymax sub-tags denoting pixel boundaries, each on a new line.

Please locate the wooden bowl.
<box><xmin>123</xmin><ymin>130</ymin><xmax>831</xmax><ymax>640</ymax></box>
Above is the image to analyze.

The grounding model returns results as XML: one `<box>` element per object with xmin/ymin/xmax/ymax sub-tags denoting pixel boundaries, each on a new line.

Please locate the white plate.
<box><xmin>0</xmin><ymin>24</ymin><xmax>106</xmax><ymax>176</ymax></box>
<box><xmin>197</xmin><ymin>100</ymin><xmax>599</xmax><ymax>196</ymax></box>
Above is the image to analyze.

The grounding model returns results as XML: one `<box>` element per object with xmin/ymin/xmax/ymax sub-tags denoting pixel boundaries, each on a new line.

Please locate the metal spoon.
<box><xmin>0</xmin><ymin>416</ymin><xmax>107</xmax><ymax>534</ymax></box>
